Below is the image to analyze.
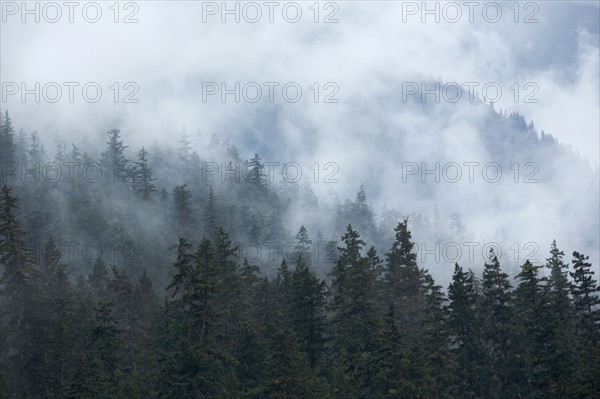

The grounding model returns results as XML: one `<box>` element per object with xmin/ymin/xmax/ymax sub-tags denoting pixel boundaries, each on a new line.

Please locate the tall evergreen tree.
<box><xmin>0</xmin><ymin>111</ymin><xmax>15</xmax><ymax>166</ymax></box>
<box><xmin>171</xmin><ymin>184</ymin><xmax>193</xmax><ymax>231</ymax></box>
<box><xmin>570</xmin><ymin>251</ymin><xmax>600</xmax><ymax>345</ymax></box>
<box><xmin>203</xmin><ymin>187</ymin><xmax>217</xmax><ymax>240</ymax></box>
<box><xmin>510</xmin><ymin>260</ymin><xmax>545</xmax><ymax>397</ymax></box>
<box><xmin>383</xmin><ymin>219</ymin><xmax>425</xmax><ymax>331</ymax></box>
<box><xmin>569</xmin><ymin>253</ymin><xmax>600</xmax><ymax>398</ymax></box>
<box><xmin>540</xmin><ymin>241</ymin><xmax>578</xmax><ymax>397</ymax></box>
<box><xmin>294</xmin><ymin>225</ymin><xmax>313</xmax><ymax>264</ymax></box>
<box><xmin>101</xmin><ymin>128</ymin><xmax>129</xmax><ymax>183</ymax></box>
<box><xmin>446</xmin><ymin>263</ymin><xmax>490</xmax><ymax>398</ymax></box>
<box><xmin>481</xmin><ymin>249</ymin><xmax>512</xmax><ymax>396</ymax></box>
<box><xmin>288</xmin><ymin>255</ymin><xmax>327</xmax><ymax>369</ymax></box>
<box><xmin>328</xmin><ymin>225</ymin><xmax>381</xmax><ymax>397</ymax></box>
<box><xmin>28</xmin><ymin>131</ymin><xmax>47</xmax><ymax>165</ymax></box>
<box><xmin>246</xmin><ymin>153</ymin><xmax>267</xmax><ymax>191</ymax></box>
<box><xmin>132</xmin><ymin>147</ymin><xmax>156</xmax><ymax>199</ymax></box>
<box><xmin>0</xmin><ymin>185</ymin><xmax>44</xmax><ymax>396</ymax></box>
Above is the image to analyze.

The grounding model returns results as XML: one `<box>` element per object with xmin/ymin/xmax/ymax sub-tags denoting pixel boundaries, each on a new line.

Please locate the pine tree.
<box><xmin>288</xmin><ymin>255</ymin><xmax>327</xmax><ymax>369</ymax></box>
<box><xmin>0</xmin><ymin>185</ymin><xmax>25</xmax><ymax>268</ymax></box>
<box><xmin>569</xmin><ymin>251</ymin><xmax>600</xmax><ymax>398</ymax></box>
<box><xmin>28</xmin><ymin>131</ymin><xmax>48</xmax><ymax>165</ymax></box>
<box><xmin>540</xmin><ymin>241</ymin><xmax>578</xmax><ymax>397</ymax></box>
<box><xmin>373</xmin><ymin>303</ymin><xmax>405</xmax><ymax>398</ymax></box>
<box><xmin>570</xmin><ymin>251</ymin><xmax>600</xmax><ymax>345</ymax></box>
<box><xmin>481</xmin><ymin>249</ymin><xmax>512</xmax><ymax>395</ymax></box>
<box><xmin>261</xmin><ymin>328</ymin><xmax>328</xmax><ymax>399</ymax></box>
<box><xmin>54</xmin><ymin>142</ymin><xmax>66</xmax><ymax>165</ymax></box>
<box><xmin>446</xmin><ymin>263</ymin><xmax>490</xmax><ymax>398</ymax></box>
<box><xmin>246</xmin><ymin>153</ymin><xmax>268</xmax><ymax>191</ymax></box>
<box><xmin>328</xmin><ymin>225</ymin><xmax>381</xmax><ymax>396</ymax></box>
<box><xmin>132</xmin><ymin>147</ymin><xmax>156</xmax><ymax>199</ymax></box>
<box><xmin>69</xmin><ymin>143</ymin><xmax>83</xmax><ymax>163</ymax></box>
<box><xmin>71</xmin><ymin>302</ymin><xmax>123</xmax><ymax>398</ymax></box>
<box><xmin>0</xmin><ymin>111</ymin><xmax>15</xmax><ymax>166</ymax></box>
<box><xmin>203</xmin><ymin>187</ymin><xmax>217</xmax><ymax>240</ymax></box>
<box><xmin>350</xmin><ymin>185</ymin><xmax>376</xmax><ymax>238</ymax></box>
<box><xmin>237</xmin><ymin>257</ymin><xmax>261</xmax><ymax>320</ymax></box>
<box><xmin>420</xmin><ymin>270</ymin><xmax>450</xmax><ymax>397</ymax></box>
<box><xmin>178</xmin><ymin>130</ymin><xmax>193</xmax><ymax>174</ymax></box>
<box><xmin>0</xmin><ymin>185</ymin><xmax>43</xmax><ymax>396</ymax></box>
<box><xmin>294</xmin><ymin>225</ymin><xmax>313</xmax><ymax>264</ymax></box>
<box><xmin>383</xmin><ymin>219</ymin><xmax>425</xmax><ymax>332</ymax></box>
<box><xmin>132</xmin><ymin>268</ymin><xmax>161</xmax><ymax>362</ymax></box>
<box><xmin>15</xmin><ymin>129</ymin><xmax>28</xmax><ymax>165</ymax></box>
<box><xmin>161</xmin><ymin>237</ymin><xmax>231</xmax><ymax>398</ymax></box>
<box><xmin>171</xmin><ymin>184</ymin><xmax>193</xmax><ymax>231</ymax></box>
<box><xmin>510</xmin><ymin>260</ymin><xmax>545</xmax><ymax>397</ymax></box>
<box><xmin>101</xmin><ymin>128</ymin><xmax>129</xmax><ymax>183</ymax></box>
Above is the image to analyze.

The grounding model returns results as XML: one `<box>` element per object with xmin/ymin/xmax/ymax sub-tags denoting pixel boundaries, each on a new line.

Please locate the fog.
<box><xmin>2</xmin><ymin>1</ymin><xmax>599</xmax><ymax>286</ymax></box>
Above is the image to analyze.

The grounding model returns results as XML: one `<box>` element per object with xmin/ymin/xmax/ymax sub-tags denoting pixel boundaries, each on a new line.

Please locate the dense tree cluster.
<box><xmin>0</xmin><ymin>111</ymin><xmax>599</xmax><ymax>397</ymax></box>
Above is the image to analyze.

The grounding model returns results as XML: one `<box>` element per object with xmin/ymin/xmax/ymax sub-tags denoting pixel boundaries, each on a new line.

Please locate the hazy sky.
<box><xmin>2</xmin><ymin>1</ymin><xmax>598</xmax><ymax>163</ymax></box>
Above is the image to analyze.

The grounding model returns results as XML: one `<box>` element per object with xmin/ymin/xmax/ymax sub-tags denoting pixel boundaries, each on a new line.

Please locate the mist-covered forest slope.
<box><xmin>0</xmin><ymin>101</ymin><xmax>598</xmax><ymax>289</ymax></box>
<box><xmin>1</xmin><ymin>181</ymin><xmax>599</xmax><ymax>397</ymax></box>
<box><xmin>1</xmin><ymin>104</ymin><xmax>600</xmax><ymax>397</ymax></box>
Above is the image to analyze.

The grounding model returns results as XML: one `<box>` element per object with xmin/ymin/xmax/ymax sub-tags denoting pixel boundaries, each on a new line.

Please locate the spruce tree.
<box><xmin>0</xmin><ymin>111</ymin><xmax>15</xmax><ymax>166</ymax></box>
<box><xmin>132</xmin><ymin>147</ymin><xmax>156</xmax><ymax>199</ymax></box>
<box><xmin>540</xmin><ymin>241</ymin><xmax>578</xmax><ymax>397</ymax></box>
<box><xmin>481</xmin><ymin>249</ymin><xmax>512</xmax><ymax>395</ymax></box>
<box><xmin>101</xmin><ymin>128</ymin><xmax>129</xmax><ymax>183</ymax></box>
<box><xmin>328</xmin><ymin>225</ymin><xmax>381</xmax><ymax>396</ymax></box>
<box><xmin>446</xmin><ymin>263</ymin><xmax>490</xmax><ymax>398</ymax></box>
<box><xmin>171</xmin><ymin>184</ymin><xmax>193</xmax><ymax>231</ymax></box>
<box><xmin>570</xmin><ymin>251</ymin><xmax>600</xmax><ymax>345</ymax></box>
<box><xmin>383</xmin><ymin>219</ymin><xmax>425</xmax><ymax>333</ymax></box>
<box><xmin>0</xmin><ymin>185</ymin><xmax>43</xmax><ymax>396</ymax></box>
<box><xmin>288</xmin><ymin>255</ymin><xmax>327</xmax><ymax>369</ymax></box>
<box><xmin>203</xmin><ymin>187</ymin><xmax>217</xmax><ymax>240</ymax></box>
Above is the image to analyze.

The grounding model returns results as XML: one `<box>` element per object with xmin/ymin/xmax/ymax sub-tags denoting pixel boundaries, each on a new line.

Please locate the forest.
<box><xmin>0</xmin><ymin>109</ymin><xmax>599</xmax><ymax>398</ymax></box>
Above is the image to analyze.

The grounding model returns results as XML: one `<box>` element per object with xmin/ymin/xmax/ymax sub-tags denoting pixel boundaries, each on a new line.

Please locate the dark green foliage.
<box><xmin>446</xmin><ymin>263</ymin><xmax>490</xmax><ymax>398</ymax></box>
<box><xmin>1</xmin><ymin>116</ymin><xmax>598</xmax><ymax>398</ymax></box>
<box><xmin>328</xmin><ymin>225</ymin><xmax>381</xmax><ymax>396</ymax></box>
<box><xmin>172</xmin><ymin>184</ymin><xmax>194</xmax><ymax>231</ymax></box>
<box><xmin>383</xmin><ymin>219</ymin><xmax>426</xmax><ymax>330</ymax></box>
<box><xmin>570</xmin><ymin>251</ymin><xmax>600</xmax><ymax>345</ymax></box>
<box><xmin>288</xmin><ymin>255</ymin><xmax>327</xmax><ymax>369</ymax></box>
<box><xmin>0</xmin><ymin>111</ymin><xmax>15</xmax><ymax>166</ymax></box>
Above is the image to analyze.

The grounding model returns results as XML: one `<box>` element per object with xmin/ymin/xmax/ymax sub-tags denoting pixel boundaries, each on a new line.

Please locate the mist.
<box><xmin>1</xmin><ymin>2</ymin><xmax>599</xmax><ymax>397</ymax></box>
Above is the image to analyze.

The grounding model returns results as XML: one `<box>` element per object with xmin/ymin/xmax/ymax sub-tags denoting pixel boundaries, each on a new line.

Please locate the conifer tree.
<box><xmin>328</xmin><ymin>225</ymin><xmax>381</xmax><ymax>396</ymax></box>
<box><xmin>203</xmin><ymin>187</ymin><xmax>217</xmax><ymax>240</ymax></box>
<box><xmin>570</xmin><ymin>251</ymin><xmax>600</xmax><ymax>345</ymax></box>
<box><xmin>28</xmin><ymin>131</ymin><xmax>47</xmax><ymax>165</ymax></box>
<box><xmin>0</xmin><ymin>185</ymin><xmax>43</xmax><ymax>395</ymax></box>
<box><xmin>481</xmin><ymin>249</ymin><xmax>512</xmax><ymax>393</ymax></box>
<box><xmin>132</xmin><ymin>147</ymin><xmax>156</xmax><ymax>199</ymax></box>
<box><xmin>171</xmin><ymin>184</ymin><xmax>193</xmax><ymax>230</ymax></box>
<box><xmin>0</xmin><ymin>111</ymin><xmax>15</xmax><ymax>166</ymax></box>
<box><xmin>383</xmin><ymin>219</ymin><xmax>425</xmax><ymax>330</ymax></box>
<box><xmin>510</xmin><ymin>260</ymin><xmax>546</xmax><ymax>397</ymax></box>
<box><xmin>446</xmin><ymin>263</ymin><xmax>490</xmax><ymax>398</ymax></box>
<box><xmin>288</xmin><ymin>255</ymin><xmax>327</xmax><ymax>368</ymax></box>
<box><xmin>101</xmin><ymin>128</ymin><xmax>129</xmax><ymax>183</ymax></box>
<box><xmin>540</xmin><ymin>241</ymin><xmax>578</xmax><ymax>397</ymax></box>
